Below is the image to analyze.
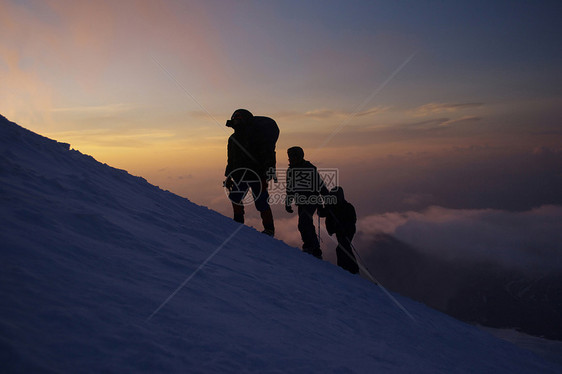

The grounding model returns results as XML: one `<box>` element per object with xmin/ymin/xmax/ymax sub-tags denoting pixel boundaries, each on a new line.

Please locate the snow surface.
<box><xmin>1</xmin><ymin>114</ymin><xmax>560</xmax><ymax>373</ymax></box>
<box><xmin>481</xmin><ymin>327</ymin><xmax>562</xmax><ymax>367</ymax></box>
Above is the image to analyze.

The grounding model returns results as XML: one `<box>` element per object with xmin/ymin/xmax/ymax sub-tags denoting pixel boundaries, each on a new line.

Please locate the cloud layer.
<box><xmin>357</xmin><ymin>205</ymin><xmax>562</xmax><ymax>273</ymax></box>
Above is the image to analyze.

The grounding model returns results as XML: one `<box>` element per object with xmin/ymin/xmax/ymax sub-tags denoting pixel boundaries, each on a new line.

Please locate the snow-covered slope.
<box><xmin>0</xmin><ymin>114</ymin><xmax>559</xmax><ymax>373</ymax></box>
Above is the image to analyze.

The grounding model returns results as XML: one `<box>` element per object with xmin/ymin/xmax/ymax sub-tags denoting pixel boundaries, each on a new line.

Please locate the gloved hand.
<box><xmin>224</xmin><ymin>177</ymin><xmax>234</xmax><ymax>190</ymax></box>
<box><xmin>285</xmin><ymin>204</ymin><xmax>294</xmax><ymax>213</ymax></box>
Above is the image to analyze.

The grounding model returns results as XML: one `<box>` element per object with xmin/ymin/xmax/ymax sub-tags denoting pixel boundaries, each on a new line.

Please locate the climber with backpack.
<box><xmin>285</xmin><ymin>146</ymin><xmax>329</xmax><ymax>258</ymax></box>
<box><xmin>224</xmin><ymin>109</ymin><xmax>279</xmax><ymax>236</ymax></box>
<box><xmin>320</xmin><ymin>186</ymin><xmax>359</xmax><ymax>274</ymax></box>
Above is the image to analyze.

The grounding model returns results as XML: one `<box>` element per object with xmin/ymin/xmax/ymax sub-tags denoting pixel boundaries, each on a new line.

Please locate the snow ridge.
<box><xmin>0</xmin><ymin>115</ymin><xmax>558</xmax><ymax>373</ymax></box>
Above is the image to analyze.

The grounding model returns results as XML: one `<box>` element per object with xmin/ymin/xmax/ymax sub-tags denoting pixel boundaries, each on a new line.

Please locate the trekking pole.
<box><xmin>317</xmin><ymin>214</ymin><xmax>321</xmax><ymax>247</ymax></box>
<box><xmin>348</xmin><ymin>241</ymin><xmax>377</xmax><ymax>285</ymax></box>
<box><xmin>317</xmin><ymin>196</ymin><xmax>326</xmax><ymax>250</ymax></box>
<box><xmin>325</xmin><ymin>210</ymin><xmax>416</xmax><ymax>322</ymax></box>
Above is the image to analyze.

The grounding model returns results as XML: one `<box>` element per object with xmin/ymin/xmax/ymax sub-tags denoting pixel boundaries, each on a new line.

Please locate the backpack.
<box><xmin>253</xmin><ymin>116</ymin><xmax>279</xmax><ymax>179</ymax></box>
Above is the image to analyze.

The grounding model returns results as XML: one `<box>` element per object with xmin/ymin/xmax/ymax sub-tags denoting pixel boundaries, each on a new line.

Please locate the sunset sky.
<box><xmin>2</xmin><ymin>0</ymin><xmax>561</xmax><ymax>246</ymax></box>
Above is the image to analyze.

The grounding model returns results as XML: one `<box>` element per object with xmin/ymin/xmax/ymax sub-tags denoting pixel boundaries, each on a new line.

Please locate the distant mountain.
<box><xmin>361</xmin><ymin>233</ymin><xmax>562</xmax><ymax>340</ymax></box>
<box><xmin>0</xmin><ymin>114</ymin><xmax>559</xmax><ymax>373</ymax></box>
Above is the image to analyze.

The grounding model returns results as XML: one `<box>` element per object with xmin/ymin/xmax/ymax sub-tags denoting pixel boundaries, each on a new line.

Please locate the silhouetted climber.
<box><xmin>224</xmin><ymin>109</ymin><xmax>279</xmax><ymax>236</ymax></box>
<box><xmin>285</xmin><ymin>146</ymin><xmax>328</xmax><ymax>258</ymax></box>
<box><xmin>320</xmin><ymin>186</ymin><xmax>359</xmax><ymax>274</ymax></box>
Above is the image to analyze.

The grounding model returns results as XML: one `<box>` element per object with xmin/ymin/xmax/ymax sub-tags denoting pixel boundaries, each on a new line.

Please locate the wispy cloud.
<box><xmin>441</xmin><ymin>116</ymin><xmax>481</xmax><ymax>126</ymax></box>
<box><xmin>51</xmin><ymin>103</ymin><xmax>135</xmax><ymax>114</ymax></box>
<box><xmin>274</xmin><ymin>106</ymin><xmax>390</xmax><ymax>121</ymax></box>
<box><xmin>303</xmin><ymin>109</ymin><xmax>344</xmax><ymax>119</ymax></box>
<box><xmin>403</xmin><ymin>116</ymin><xmax>482</xmax><ymax>129</ymax></box>
<box><xmin>45</xmin><ymin>128</ymin><xmax>176</xmax><ymax>148</ymax></box>
<box><xmin>355</xmin><ymin>106</ymin><xmax>390</xmax><ymax>117</ymax></box>
<box><xmin>278</xmin><ymin>115</ymin><xmax>485</xmax><ymax>151</ymax></box>
<box><xmin>412</xmin><ymin>102</ymin><xmax>485</xmax><ymax>117</ymax></box>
